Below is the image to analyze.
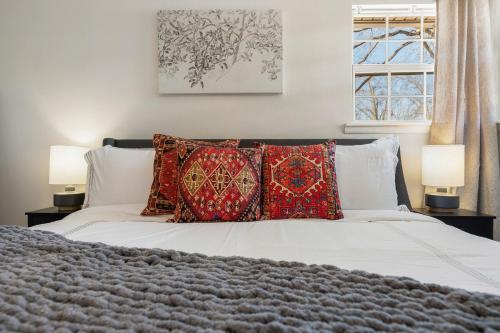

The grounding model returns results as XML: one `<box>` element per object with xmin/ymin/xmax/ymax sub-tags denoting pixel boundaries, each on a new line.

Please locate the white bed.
<box><xmin>33</xmin><ymin>204</ymin><xmax>500</xmax><ymax>296</ymax></box>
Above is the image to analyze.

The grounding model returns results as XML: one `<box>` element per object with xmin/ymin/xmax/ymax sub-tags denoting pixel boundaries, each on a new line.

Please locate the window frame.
<box><xmin>351</xmin><ymin>5</ymin><xmax>436</xmax><ymax>123</ymax></box>
<box><xmin>353</xmin><ymin>67</ymin><xmax>435</xmax><ymax>121</ymax></box>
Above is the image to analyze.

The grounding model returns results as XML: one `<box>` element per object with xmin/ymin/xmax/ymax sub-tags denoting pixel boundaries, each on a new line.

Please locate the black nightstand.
<box><xmin>413</xmin><ymin>208</ymin><xmax>495</xmax><ymax>239</ymax></box>
<box><xmin>25</xmin><ymin>207</ymin><xmax>75</xmax><ymax>227</ymax></box>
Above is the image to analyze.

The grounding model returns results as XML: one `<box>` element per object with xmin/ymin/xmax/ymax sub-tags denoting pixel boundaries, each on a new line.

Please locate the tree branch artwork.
<box><xmin>158</xmin><ymin>9</ymin><xmax>283</xmax><ymax>94</ymax></box>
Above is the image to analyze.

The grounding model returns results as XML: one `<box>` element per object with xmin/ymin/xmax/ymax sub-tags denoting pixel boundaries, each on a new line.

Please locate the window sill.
<box><xmin>344</xmin><ymin>121</ymin><xmax>431</xmax><ymax>134</ymax></box>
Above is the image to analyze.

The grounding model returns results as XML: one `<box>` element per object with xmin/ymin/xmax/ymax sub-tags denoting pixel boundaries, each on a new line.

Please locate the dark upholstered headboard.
<box><xmin>102</xmin><ymin>138</ymin><xmax>412</xmax><ymax>210</ymax></box>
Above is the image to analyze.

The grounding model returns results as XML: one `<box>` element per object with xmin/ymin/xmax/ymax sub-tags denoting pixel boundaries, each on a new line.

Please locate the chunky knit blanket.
<box><xmin>1</xmin><ymin>226</ymin><xmax>499</xmax><ymax>333</ymax></box>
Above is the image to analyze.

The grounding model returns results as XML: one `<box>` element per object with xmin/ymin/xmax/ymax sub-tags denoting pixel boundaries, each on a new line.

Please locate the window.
<box><xmin>352</xmin><ymin>5</ymin><xmax>435</xmax><ymax>121</ymax></box>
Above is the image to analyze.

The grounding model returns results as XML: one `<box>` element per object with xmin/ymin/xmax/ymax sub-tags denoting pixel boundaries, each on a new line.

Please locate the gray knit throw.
<box><xmin>1</xmin><ymin>226</ymin><xmax>499</xmax><ymax>332</ymax></box>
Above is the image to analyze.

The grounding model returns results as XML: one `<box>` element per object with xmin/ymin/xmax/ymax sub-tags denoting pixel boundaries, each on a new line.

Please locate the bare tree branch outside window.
<box><xmin>352</xmin><ymin>13</ymin><xmax>436</xmax><ymax>121</ymax></box>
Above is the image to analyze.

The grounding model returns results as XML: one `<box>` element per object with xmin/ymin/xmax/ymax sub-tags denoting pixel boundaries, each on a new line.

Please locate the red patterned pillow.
<box><xmin>141</xmin><ymin>135</ymin><xmax>239</xmax><ymax>216</ymax></box>
<box><xmin>173</xmin><ymin>146</ymin><xmax>262</xmax><ymax>222</ymax></box>
<box><xmin>262</xmin><ymin>143</ymin><xmax>343</xmax><ymax>220</ymax></box>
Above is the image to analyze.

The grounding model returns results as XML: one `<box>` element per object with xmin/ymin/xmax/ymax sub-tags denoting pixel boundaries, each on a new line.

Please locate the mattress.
<box><xmin>33</xmin><ymin>204</ymin><xmax>500</xmax><ymax>296</ymax></box>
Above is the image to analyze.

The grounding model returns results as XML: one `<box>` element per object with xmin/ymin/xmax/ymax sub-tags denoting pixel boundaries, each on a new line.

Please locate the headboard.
<box><xmin>102</xmin><ymin>138</ymin><xmax>412</xmax><ymax>210</ymax></box>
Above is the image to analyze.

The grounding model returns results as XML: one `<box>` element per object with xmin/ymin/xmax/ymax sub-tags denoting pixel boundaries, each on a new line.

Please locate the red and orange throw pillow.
<box><xmin>261</xmin><ymin>142</ymin><xmax>343</xmax><ymax>220</ymax></box>
<box><xmin>173</xmin><ymin>145</ymin><xmax>262</xmax><ymax>222</ymax></box>
<box><xmin>141</xmin><ymin>134</ymin><xmax>239</xmax><ymax>216</ymax></box>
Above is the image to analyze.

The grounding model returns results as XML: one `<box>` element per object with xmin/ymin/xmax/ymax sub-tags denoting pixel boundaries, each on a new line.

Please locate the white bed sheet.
<box><xmin>33</xmin><ymin>204</ymin><xmax>500</xmax><ymax>296</ymax></box>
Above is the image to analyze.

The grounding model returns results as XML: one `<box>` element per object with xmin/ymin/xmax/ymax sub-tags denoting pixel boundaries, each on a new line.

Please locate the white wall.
<box><xmin>0</xmin><ymin>0</ymin><xmax>430</xmax><ymax>227</ymax></box>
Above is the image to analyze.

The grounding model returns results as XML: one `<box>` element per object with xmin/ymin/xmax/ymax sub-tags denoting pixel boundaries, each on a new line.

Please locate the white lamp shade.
<box><xmin>422</xmin><ymin>145</ymin><xmax>465</xmax><ymax>187</ymax></box>
<box><xmin>49</xmin><ymin>145</ymin><xmax>89</xmax><ymax>185</ymax></box>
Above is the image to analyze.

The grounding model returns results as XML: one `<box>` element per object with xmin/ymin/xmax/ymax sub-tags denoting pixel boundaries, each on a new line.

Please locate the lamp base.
<box><xmin>53</xmin><ymin>191</ymin><xmax>85</xmax><ymax>212</ymax></box>
<box><xmin>425</xmin><ymin>193</ymin><xmax>459</xmax><ymax>211</ymax></box>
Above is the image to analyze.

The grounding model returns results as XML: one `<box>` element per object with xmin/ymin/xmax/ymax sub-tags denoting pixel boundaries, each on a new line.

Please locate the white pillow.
<box><xmin>84</xmin><ymin>146</ymin><xmax>155</xmax><ymax>207</ymax></box>
<box><xmin>336</xmin><ymin>136</ymin><xmax>399</xmax><ymax>210</ymax></box>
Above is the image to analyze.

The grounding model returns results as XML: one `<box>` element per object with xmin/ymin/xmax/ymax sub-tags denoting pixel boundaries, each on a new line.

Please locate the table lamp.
<box><xmin>49</xmin><ymin>145</ymin><xmax>89</xmax><ymax>211</ymax></box>
<box><xmin>422</xmin><ymin>145</ymin><xmax>465</xmax><ymax>212</ymax></box>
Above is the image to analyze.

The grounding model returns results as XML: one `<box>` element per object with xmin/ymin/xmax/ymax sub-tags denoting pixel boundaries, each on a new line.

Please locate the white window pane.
<box><xmin>423</xmin><ymin>41</ymin><xmax>435</xmax><ymax>64</ymax></box>
<box><xmin>388</xmin><ymin>17</ymin><xmax>421</xmax><ymax>40</ymax></box>
<box><xmin>390</xmin><ymin>97</ymin><xmax>424</xmax><ymax>120</ymax></box>
<box><xmin>355</xmin><ymin>73</ymin><xmax>388</xmax><ymax>96</ymax></box>
<box><xmin>426</xmin><ymin>97</ymin><xmax>433</xmax><ymax>120</ymax></box>
<box><xmin>426</xmin><ymin>73</ymin><xmax>434</xmax><ymax>95</ymax></box>
<box><xmin>387</xmin><ymin>41</ymin><xmax>421</xmax><ymax>64</ymax></box>
<box><xmin>353</xmin><ymin>17</ymin><xmax>386</xmax><ymax>40</ymax></box>
<box><xmin>353</xmin><ymin>42</ymin><xmax>386</xmax><ymax>64</ymax></box>
<box><xmin>355</xmin><ymin>97</ymin><xmax>387</xmax><ymax>120</ymax></box>
<box><xmin>391</xmin><ymin>73</ymin><xmax>424</xmax><ymax>96</ymax></box>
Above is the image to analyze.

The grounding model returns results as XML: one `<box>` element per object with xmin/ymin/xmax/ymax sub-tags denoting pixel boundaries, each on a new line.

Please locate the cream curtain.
<box><xmin>430</xmin><ymin>0</ymin><xmax>500</xmax><ymax>216</ymax></box>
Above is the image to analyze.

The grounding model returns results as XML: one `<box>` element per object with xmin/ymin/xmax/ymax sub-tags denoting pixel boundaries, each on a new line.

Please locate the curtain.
<box><xmin>430</xmin><ymin>0</ymin><xmax>500</xmax><ymax>216</ymax></box>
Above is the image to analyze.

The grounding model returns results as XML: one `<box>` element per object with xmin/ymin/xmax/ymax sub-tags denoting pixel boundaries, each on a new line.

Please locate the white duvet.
<box><xmin>33</xmin><ymin>204</ymin><xmax>500</xmax><ymax>296</ymax></box>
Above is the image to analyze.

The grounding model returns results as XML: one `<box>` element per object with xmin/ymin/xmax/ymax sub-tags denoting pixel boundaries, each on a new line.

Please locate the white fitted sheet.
<box><xmin>33</xmin><ymin>204</ymin><xmax>500</xmax><ymax>295</ymax></box>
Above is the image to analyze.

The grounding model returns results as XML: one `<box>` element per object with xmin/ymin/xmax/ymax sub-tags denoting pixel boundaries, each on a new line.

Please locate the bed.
<box><xmin>2</xmin><ymin>138</ymin><xmax>500</xmax><ymax>332</ymax></box>
<box><xmin>33</xmin><ymin>203</ymin><xmax>500</xmax><ymax>295</ymax></box>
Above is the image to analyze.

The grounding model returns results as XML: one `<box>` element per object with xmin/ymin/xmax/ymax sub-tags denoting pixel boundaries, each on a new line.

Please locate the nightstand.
<box><xmin>413</xmin><ymin>208</ymin><xmax>495</xmax><ymax>239</ymax></box>
<box><xmin>25</xmin><ymin>207</ymin><xmax>75</xmax><ymax>227</ymax></box>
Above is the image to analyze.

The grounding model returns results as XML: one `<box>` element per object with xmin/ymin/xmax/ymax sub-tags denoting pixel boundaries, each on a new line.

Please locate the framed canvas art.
<box><xmin>158</xmin><ymin>9</ymin><xmax>283</xmax><ymax>94</ymax></box>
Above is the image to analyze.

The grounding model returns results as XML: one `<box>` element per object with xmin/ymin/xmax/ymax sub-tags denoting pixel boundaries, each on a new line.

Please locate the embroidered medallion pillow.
<box><xmin>262</xmin><ymin>143</ymin><xmax>343</xmax><ymax>220</ymax></box>
<box><xmin>174</xmin><ymin>145</ymin><xmax>262</xmax><ymax>222</ymax></box>
<box><xmin>141</xmin><ymin>135</ymin><xmax>239</xmax><ymax>216</ymax></box>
